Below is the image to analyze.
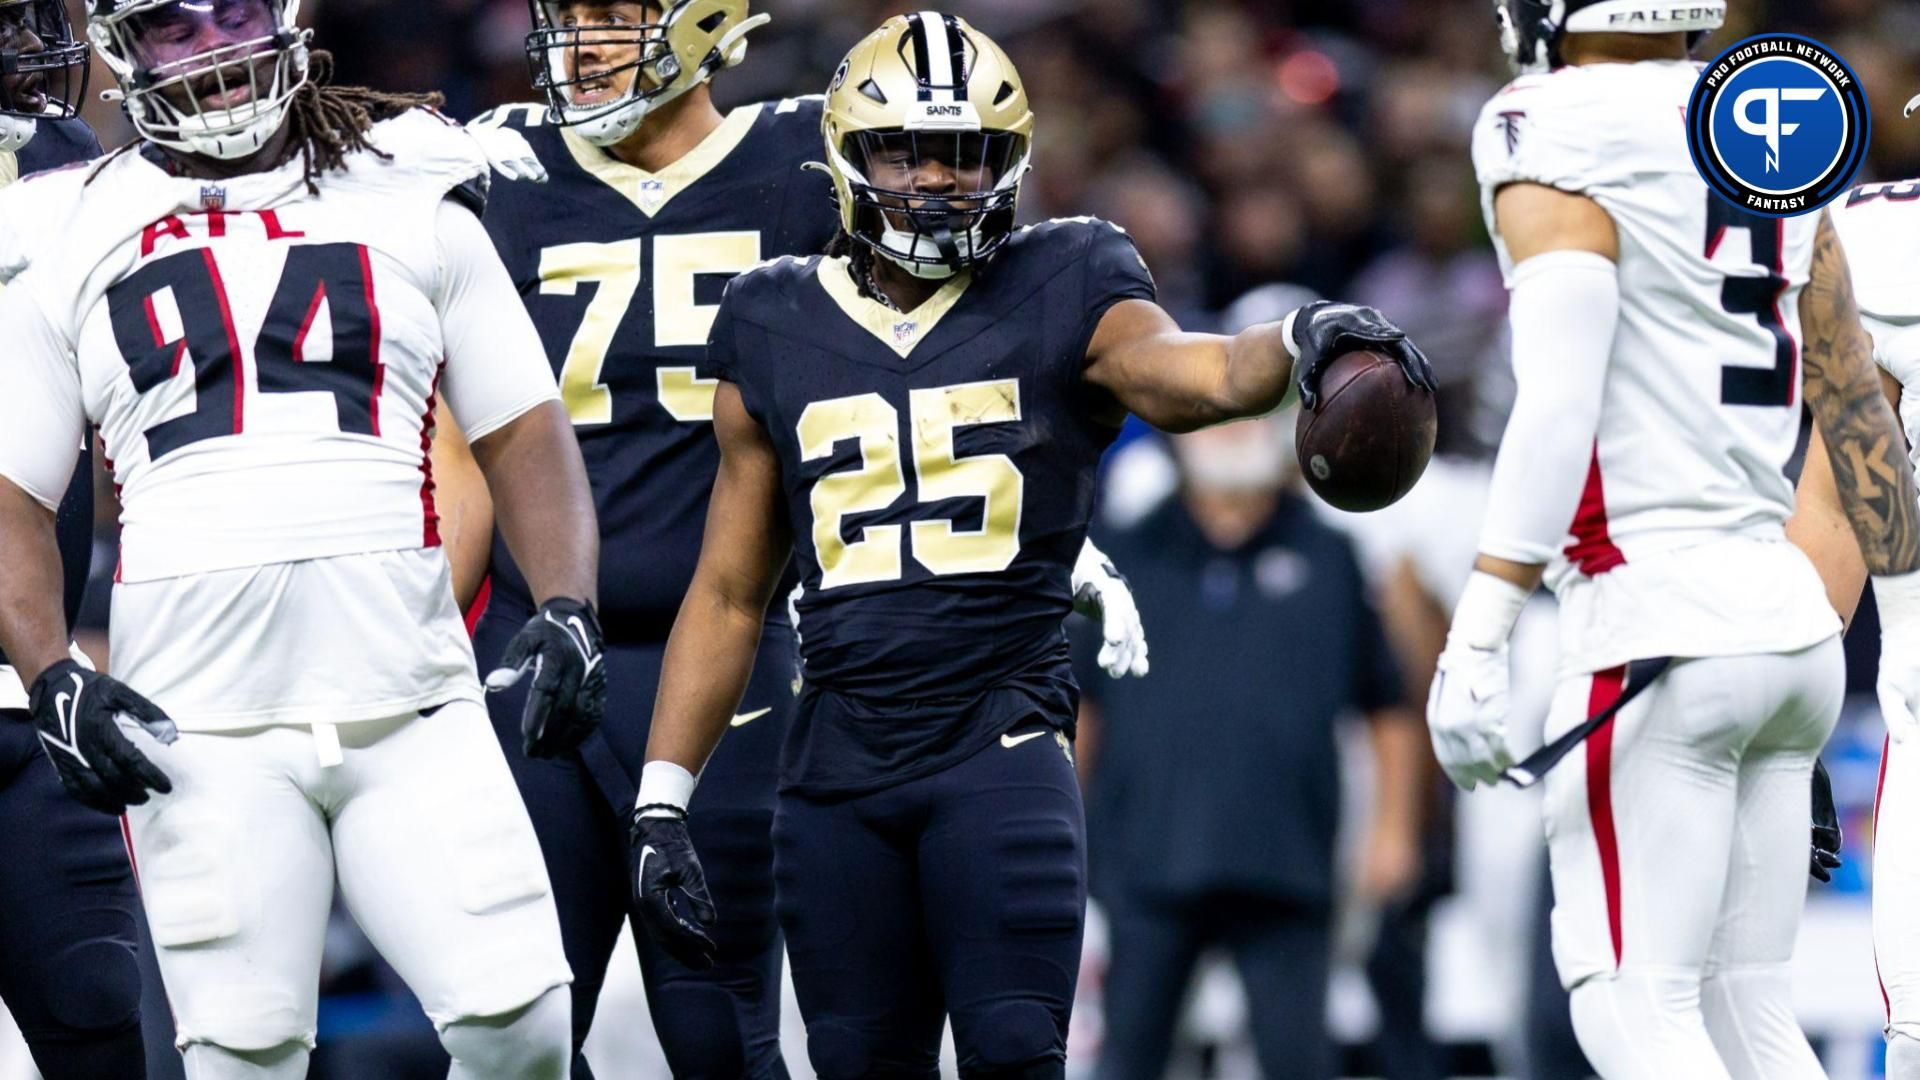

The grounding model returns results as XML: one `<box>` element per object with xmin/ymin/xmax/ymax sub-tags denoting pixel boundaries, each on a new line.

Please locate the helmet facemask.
<box><xmin>525</xmin><ymin>0</ymin><xmax>766</xmax><ymax>148</ymax></box>
<box><xmin>834</xmin><ymin>126</ymin><xmax>1029</xmax><ymax>280</ymax></box>
<box><xmin>0</xmin><ymin>0</ymin><xmax>89</xmax><ymax>152</ymax></box>
<box><xmin>90</xmin><ymin>0</ymin><xmax>310</xmax><ymax>162</ymax></box>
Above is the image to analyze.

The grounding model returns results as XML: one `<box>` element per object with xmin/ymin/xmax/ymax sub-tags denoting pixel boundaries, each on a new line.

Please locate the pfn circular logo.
<box><xmin>1687</xmin><ymin>34</ymin><xmax>1869</xmax><ymax>217</ymax></box>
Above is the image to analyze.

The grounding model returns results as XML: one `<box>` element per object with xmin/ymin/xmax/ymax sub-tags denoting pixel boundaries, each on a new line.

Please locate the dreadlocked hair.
<box><xmin>282</xmin><ymin>50</ymin><xmax>444</xmax><ymax>194</ymax></box>
<box><xmin>85</xmin><ymin>49</ymin><xmax>444</xmax><ymax>192</ymax></box>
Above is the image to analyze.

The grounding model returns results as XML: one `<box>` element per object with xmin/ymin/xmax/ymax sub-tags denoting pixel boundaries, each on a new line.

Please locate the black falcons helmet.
<box><xmin>1495</xmin><ymin>0</ymin><xmax>1724</xmax><ymax>73</ymax></box>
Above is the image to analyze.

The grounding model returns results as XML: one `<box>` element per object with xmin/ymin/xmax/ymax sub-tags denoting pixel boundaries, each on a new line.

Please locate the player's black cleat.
<box><xmin>631</xmin><ymin>807</ymin><xmax>718</xmax><ymax>970</ymax></box>
<box><xmin>27</xmin><ymin>659</ymin><xmax>176</xmax><ymax>816</ymax></box>
<box><xmin>1810</xmin><ymin>757</ymin><xmax>1842</xmax><ymax>884</ymax></box>
<box><xmin>485</xmin><ymin>597</ymin><xmax>607</xmax><ymax>759</ymax></box>
<box><xmin>1291</xmin><ymin>300</ymin><xmax>1437</xmax><ymax>411</ymax></box>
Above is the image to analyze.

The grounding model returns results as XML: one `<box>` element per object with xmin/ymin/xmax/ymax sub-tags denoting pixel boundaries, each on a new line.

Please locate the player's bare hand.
<box><xmin>631</xmin><ymin>808</ymin><xmax>718</xmax><ymax>970</ymax></box>
<box><xmin>1072</xmin><ymin>539</ymin><xmax>1149</xmax><ymax>679</ymax></box>
<box><xmin>1290</xmin><ymin>301</ymin><xmax>1436</xmax><ymax>411</ymax></box>
<box><xmin>486</xmin><ymin>597</ymin><xmax>607</xmax><ymax>759</ymax></box>
<box><xmin>1425</xmin><ymin>641</ymin><xmax>1516</xmax><ymax>791</ymax></box>
<box><xmin>27</xmin><ymin>660</ymin><xmax>177</xmax><ymax>816</ymax></box>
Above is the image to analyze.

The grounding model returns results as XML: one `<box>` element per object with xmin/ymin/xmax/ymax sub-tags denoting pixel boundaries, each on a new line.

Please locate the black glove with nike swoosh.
<box><xmin>1290</xmin><ymin>300</ymin><xmax>1437</xmax><ymax>411</ymax></box>
<box><xmin>28</xmin><ymin>660</ymin><xmax>177</xmax><ymax>816</ymax></box>
<box><xmin>632</xmin><ymin>805</ymin><xmax>718</xmax><ymax>970</ymax></box>
<box><xmin>484</xmin><ymin>597</ymin><xmax>607</xmax><ymax>759</ymax></box>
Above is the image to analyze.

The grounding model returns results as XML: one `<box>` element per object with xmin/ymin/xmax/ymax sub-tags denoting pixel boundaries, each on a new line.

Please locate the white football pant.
<box><xmin>122</xmin><ymin>699</ymin><xmax>572</xmax><ymax>1078</ymax></box>
<box><xmin>1877</xmin><ymin>730</ymin><xmax>1920</xmax><ymax>1076</ymax></box>
<box><xmin>1541</xmin><ymin>640</ymin><xmax>1842</xmax><ymax>1080</ymax></box>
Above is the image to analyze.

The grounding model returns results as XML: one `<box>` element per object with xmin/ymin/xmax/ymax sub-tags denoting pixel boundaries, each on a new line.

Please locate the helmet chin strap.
<box><xmin>0</xmin><ymin>114</ymin><xmax>35</xmax><ymax>155</ymax></box>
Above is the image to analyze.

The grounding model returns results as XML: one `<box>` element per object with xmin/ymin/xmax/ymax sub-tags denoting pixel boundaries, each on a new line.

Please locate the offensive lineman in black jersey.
<box><xmin>0</xmin><ymin>4</ymin><xmax>150</xmax><ymax>1075</ymax></box>
<box><xmin>445</xmin><ymin>4</ymin><xmax>1149</xmax><ymax>1075</ymax></box>
<box><xmin>632</xmin><ymin>12</ymin><xmax>1433</xmax><ymax>1079</ymax></box>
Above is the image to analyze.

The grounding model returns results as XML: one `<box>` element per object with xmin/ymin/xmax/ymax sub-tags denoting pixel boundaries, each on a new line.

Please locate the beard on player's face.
<box><xmin>128</xmin><ymin>0</ymin><xmax>279</xmax><ymax>114</ymax></box>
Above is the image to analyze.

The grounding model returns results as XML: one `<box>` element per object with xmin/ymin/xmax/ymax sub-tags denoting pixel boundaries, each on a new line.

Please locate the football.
<box><xmin>1295</xmin><ymin>349</ymin><xmax>1438</xmax><ymax>512</ymax></box>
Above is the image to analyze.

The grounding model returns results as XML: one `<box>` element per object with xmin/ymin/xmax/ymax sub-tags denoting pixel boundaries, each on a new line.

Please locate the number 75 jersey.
<box><xmin>473</xmin><ymin>99</ymin><xmax>837</xmax><ymax>634</ymax></box>
<box><xmin>1472</xmin><ymin>61</ymin><xmax>1838</xmax><ymax>675</ymax></box>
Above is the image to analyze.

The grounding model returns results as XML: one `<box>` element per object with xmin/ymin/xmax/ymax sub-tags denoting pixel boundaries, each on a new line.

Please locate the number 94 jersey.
<box><xmin>710</xmin><ymin>219</ymin><xmax>1155</xmax><ymax>796</ymax></box>
<box><xmin>1473</xmin><ymin>61</ymin><xmax>1837</xmax><ymax>675</ymax></box>
<box><xmin>473</xmin><ymin>98</ymin><xmax>836</xmax><ymax>636</ymax></box>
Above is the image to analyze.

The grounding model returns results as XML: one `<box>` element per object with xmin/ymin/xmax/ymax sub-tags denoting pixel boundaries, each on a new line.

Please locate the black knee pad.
<box><xmin>960</xmin><ymin>1060</ymin><xmax>1064</xmax><ymax>1080</ymax></box>
<box><xmin>806</xmin><ymin>1023</ymin><xmax>940</xmax><ymax>1080</ymax></box>
<box><xmin>956</xmin><ymin>1001</ymin><xmax>1065</xmax><ymax>1075</ymax></box>
<box><xmin>19</xmin><ymin>938</ymin><xmax>142</xmax><ymax>1038</ymax></box>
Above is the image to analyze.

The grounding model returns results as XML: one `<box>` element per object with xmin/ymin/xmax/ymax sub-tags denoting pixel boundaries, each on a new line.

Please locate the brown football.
<box><xmin>1295</xmin><ymin>349</ymin><xmax>1438</xmax><ymax>512</ymax></box>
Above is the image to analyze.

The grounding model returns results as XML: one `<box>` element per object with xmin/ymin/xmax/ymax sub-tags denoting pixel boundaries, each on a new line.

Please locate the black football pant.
<box><xmin>774</xmin><ymin>720</ymin><xmax>1086</xmax><ymax>1079</ymax></box>
<box><xmin>0</xmin><ymin>711</ymin><xmax>148</xmax><ymax>1079</ymax></box>
<box><xmin>475</xmin><ymin>600</ymin><xmax>794</xmax><ymax>1080</ymax></box>
<box><xmin>1095</xmin><ymin>892</ymin><xmax>1334</xmax><ymax>1080</ymax></box>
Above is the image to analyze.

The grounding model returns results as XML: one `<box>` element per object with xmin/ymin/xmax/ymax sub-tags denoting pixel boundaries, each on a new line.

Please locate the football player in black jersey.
<box><xmin>444</xmin><ymin>4</ymin><xmax>1149</xmax><ymax>1075</ymax></box>
<box><xmin>632</xmin><ymin>12</ymin><xmax>1434</xmax><ymax>1079</ymax></box>
<box><xmin>0</xmin><ymin>7</ymin><xmax>150</xmax><ymax>1076</ymax></box>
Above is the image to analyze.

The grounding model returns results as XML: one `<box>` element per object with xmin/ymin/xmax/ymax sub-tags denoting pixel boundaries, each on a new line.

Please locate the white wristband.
<box><xmin>1447</xmin><ymin>570</ymin><xmax>1532</xmax><ymax>651</ymax></box>
<box><xmin>636</xmin><ymin>761</ymin><xmax>697</xmax><ymax>815</ymax></box>
<box><xmin>1278</xmin><ymin>307</ymin><xmax>1304</xmax><ymax>361</ymax></box>
<box><xmin>1876</xmin><ymin>570</ymin><xmax>1920</xmax><ymax>634</ymax></box>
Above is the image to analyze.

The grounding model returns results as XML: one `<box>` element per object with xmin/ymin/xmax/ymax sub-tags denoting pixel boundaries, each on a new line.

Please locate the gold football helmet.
<box><xmin>527</xmin><ymin>0</ymin><xmax>769</xmax><ymax>147</ymax></box>
<box><xmin>821</xmin><ymin>12</ymin><xmax>1034</xmax><ymax>279</ymax></box>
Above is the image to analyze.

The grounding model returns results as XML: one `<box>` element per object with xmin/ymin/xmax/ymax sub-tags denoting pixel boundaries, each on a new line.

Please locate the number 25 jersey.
<box><xmin>710</xmin><ymin>219</ymin><xmax>1155</xmax><ymax>796</ymax></box>
<box><xmin>1473</xmin><ymin>60</ymin><xmax>1837</xmax><ymax>675</ymax></box>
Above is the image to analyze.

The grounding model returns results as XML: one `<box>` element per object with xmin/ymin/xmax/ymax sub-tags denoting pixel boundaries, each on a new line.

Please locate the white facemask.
<box><xmin>0</xmin><ymin>113</ymin><xmax>35</xmax><ymax>154</ymax></box>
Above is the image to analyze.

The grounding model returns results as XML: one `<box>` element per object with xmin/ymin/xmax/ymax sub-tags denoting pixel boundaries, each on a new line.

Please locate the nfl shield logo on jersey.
<box><xmin>200</xmin><ymin>184</ymin><xmax>227</xmax><ymax>211</ymax></box>
<box><xmin>893</xmin><ymin>319</ymin><xmax>919</xmax><ymax>347</ymax></box>
<box><xmin>638</xmin><ymin>178</ymin><xmax>667</xmax><ymax>211</ymax></box>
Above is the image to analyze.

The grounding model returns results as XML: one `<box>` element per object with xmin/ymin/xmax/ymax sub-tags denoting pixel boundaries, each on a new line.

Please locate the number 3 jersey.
<box><xmin>0</xmin><ymin>110</ymin><xmax>562</xmax><ymax>728</ymax></box>
<box><xmin>1472</xmin><ymin>60</ymin><xmax>1837</xmax><ymax>676</ymax></box>
<box><xmin>474</xmin><ymin>98</ymin><xmax>836</xmax><ymax>638</ymax></box>
<box><xmin>711</xmin><ymin>219</ymin><xmax>1155</xmax><ymax>796</ymax></box>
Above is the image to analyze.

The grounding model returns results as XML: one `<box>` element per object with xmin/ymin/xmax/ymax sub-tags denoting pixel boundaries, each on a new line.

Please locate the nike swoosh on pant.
<box><xmin>1001</xmin><ymin>731</ymin><xmax>1046</xmax><ymax>749</ymax></box>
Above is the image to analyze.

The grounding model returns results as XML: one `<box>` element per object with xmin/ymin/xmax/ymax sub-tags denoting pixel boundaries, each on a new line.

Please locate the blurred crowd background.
<box><xmin>22</xmin><ymin>0</ymin><xmax>1920</xmax><ymax>1077</ymax></box>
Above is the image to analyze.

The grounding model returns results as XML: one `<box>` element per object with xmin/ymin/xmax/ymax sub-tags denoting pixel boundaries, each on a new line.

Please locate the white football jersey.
<box><xmin>0</xmin><ymin>111</ymin><xmax>547</xmax><ymax>583</ymax></box>
<box><xmin>1473</xmin><ymin>61</ymin><xmax>1837</xmax><ymax>674</ymax></box>
<box><xmin>0</xmin><ymin>111</ymin><xmax>561</xmax><ymax>727</ymax></box>
<box><xmin>1830</xmin><ymin>181</ymin><xmax>1920</xmax><ymax>467</ymax></box>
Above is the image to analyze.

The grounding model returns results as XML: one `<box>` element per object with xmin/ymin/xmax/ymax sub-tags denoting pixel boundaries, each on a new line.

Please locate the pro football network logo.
<box><xmin>1687</xmin><ymin>34</ymin><xmax>1869</xmax><ymax>217</ymax></box>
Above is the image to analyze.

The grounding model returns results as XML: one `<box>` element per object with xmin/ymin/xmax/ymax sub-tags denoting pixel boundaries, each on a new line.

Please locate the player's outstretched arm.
<box><xmin>1081</xmin><ymin>299</ymin><xmax>1432</xmax><ymax>434</ymax></box>
<box><xmin>634</xmin><ymin>382</ymin><xmax>791</xmax><ymax>970</ymax></box>
<box><xmin>1800</xmin><ymin>213</ymin><xmax>1920</xmax><ymax>581</ymax></box>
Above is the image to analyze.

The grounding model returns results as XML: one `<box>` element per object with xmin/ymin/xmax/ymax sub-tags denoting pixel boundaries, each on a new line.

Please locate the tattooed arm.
<box><xmin>1799</xmin><ymin>211</ymin><xmax>1920</xmax><ymax>578</ymax></box>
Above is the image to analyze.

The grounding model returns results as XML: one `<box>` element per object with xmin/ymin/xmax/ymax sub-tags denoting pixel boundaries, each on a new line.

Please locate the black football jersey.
<box><xmin>4</xmin><ymin>117</ymin><xmax>104</xmax><ymax>667</ymax></box>
<box><xmin>710</xmin><ymin>218</ymin><xmax>1158</xmax><ymax>795</ymax></box>
<box><xmin>476</xmin><ymin>98</ymin><xmax>836</xmax><ymax>638</ymax></box>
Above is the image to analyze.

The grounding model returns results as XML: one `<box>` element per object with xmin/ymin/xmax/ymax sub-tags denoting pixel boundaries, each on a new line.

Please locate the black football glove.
<box><xmin>485</xmin><ymin>597</ymin><xmax>607</xmax><ymax>759</ymax></box>
<box><xmin>631</xmin><ymin>807</ymin><xmax>717</xmax><ymax>970</ymax></box>
<box><xmin>28</xmin><ymin>660</ymin><xmax>177</xmax><ymax>816</ymax></box>
<box><xmin>1290</xmin><ymin>300</ymin><xmax>1438</xmax><ymax>411</ymax></box>
<box><xmin>1810</xmin><ymin>757</ymin><xmax>1843</xmax><ymax>884</ymax></box>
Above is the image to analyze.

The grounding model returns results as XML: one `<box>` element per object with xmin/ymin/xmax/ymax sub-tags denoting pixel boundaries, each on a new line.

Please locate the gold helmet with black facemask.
<box><xmin>820</xmin><ymin>12</ymin><xmax>1034</xmax><ymax>281</ymax></box>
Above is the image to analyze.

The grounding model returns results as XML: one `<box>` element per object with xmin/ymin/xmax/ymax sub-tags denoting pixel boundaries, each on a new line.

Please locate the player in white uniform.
<box><xmin>1794</xmin><ymin>176</ymin><xmax>1920</xmax><ymax>1079</ymax></box>
<box><xmin>1428</xmin><ymin>4</ymin><xmax>1920</xmax><ymax>1078</ymax></box>
<box><xmin>0</xmin><ymin>2</ymin><xmax>609</xmax><ymax>1078</ymax></box>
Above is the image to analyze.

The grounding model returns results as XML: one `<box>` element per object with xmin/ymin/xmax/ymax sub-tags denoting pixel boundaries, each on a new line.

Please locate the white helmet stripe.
<box><xmin>914</xmin><ymin>10</ymin><xmax>958</xmax><ymax>103</ymax></box>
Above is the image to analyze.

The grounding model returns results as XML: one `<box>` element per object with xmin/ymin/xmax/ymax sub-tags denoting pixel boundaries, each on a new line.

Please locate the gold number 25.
<box><xmin>537</xmin><ymin>232</ymin><xmax>761</xmax><ymax>425</ymax></box>
<box><xmin>798</xmin><ymin>379</ymin><xmax>1024</xmax><ymax>590</ymax></box>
